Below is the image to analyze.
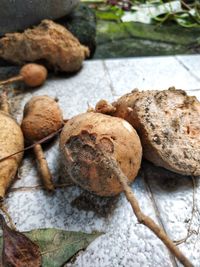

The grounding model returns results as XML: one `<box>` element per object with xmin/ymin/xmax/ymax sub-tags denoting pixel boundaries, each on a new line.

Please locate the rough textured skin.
<box><xmin>21</xmin><ymin>96</ymin><xmax>63</xmax><ymax>143</ymax></box>
<box><xmin>0</xmin><ymin>20</ymin><xmax>89</xmax><ymax>73</ymax></box>
<box><xmin>60</xmin><ymin>112</ymin><xmax>142</xmax><ymax>196</ymax></box>
<box><xmin>113</xmin><ymin>88</ymin><xmax>200</xmax><ymax>176</ymax></box>
<box><xmin>0</xmin><ymin>112</ymin><xmax>24</xmax><ymax>198</ymax></box>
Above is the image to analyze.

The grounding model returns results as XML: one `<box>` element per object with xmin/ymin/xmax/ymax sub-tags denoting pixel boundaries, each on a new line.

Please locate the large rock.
<box><xmin>57</xmin><ymin>4</ymin><xmax>96</xmax><ymax>57</ymax></box>
<box><xmin>0</xmin><ymin>0</ymin><xmax>80</xmax><ymax>36</ymax></box>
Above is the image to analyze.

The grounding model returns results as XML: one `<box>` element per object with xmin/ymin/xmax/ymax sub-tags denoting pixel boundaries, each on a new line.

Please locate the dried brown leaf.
<box><xmin>0</xmin><ymin>214</ymin><xmax>41</xmax><ymax>267</ymax></box>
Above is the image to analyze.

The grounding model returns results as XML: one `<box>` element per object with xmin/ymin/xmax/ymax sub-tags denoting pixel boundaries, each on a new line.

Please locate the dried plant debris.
<box><xmin>0</xmin><ymin>20</ymin><xmax>90</xmax><ymax>73</ymax></box>
<box><xmin>0</xmin><ymin>225</ymin><xmax>102</xmax><ymax>267</ymax></box>
<box><xmin>0</xmin><ymin>214</ymin><xmax>41</xmax><ymax>267</ymax></box>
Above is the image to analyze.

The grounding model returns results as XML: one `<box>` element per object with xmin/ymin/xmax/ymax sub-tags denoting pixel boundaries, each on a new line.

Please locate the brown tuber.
<box><xmin>0</xmin><ymin>20</ymin><xmax>90</xmax><ymax>73</ymax></box>
<box><xmin>0</xmin><ymin>63</ymin><xmax>48</xmax><ymax>88</ymax></box>
<box><xmin>0</xmin><ymin>92</ymin><xmax>24</xmax><ymax>200</ymax></box>
<box><xmin>60</xmin><ymin>112</ymin><xmax>142</xmax><ymax>196</ymax></box>
<box><xmin>21</xmin><ymin>95</ymin><xmax>63</xmax><ymax>191</ymax></box>
<box><xmin>60</xmin><ymin>112</ymin><xmax>193</xmax><ymax>267</ymax></box>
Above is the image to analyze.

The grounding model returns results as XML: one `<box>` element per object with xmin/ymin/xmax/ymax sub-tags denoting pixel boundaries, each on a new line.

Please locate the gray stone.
<box><xmin>0</xmin><ymin>0</ymin><xmax>80</xmax><ymax>36</ymax></box>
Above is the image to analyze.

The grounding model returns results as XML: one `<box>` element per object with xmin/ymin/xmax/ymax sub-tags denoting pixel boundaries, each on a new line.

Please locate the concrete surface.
<box><xmin>0</xmin><ymin>55</ymin><xmax>200</xmax><ymax>267</ymax></box>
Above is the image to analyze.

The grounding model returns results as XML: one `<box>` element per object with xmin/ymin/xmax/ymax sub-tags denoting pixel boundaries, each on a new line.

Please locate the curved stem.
<box><xmin>100</xmin><ymin>151</ymin><xmax>194</xmax><ymax>267</ymax></box>
<box><xmin>0</xmin><ymin>75</ymin><xmax>23</xmax><ymax>86</ymax></box>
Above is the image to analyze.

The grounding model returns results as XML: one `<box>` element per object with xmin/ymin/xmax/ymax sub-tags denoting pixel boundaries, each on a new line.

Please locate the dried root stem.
<box><xmin>0</xmin><ymin>76</ymin><xmax>22</xmax><ymax>87</ymax></box>
<box><xmin>100</xmin><ymin>150</ymin><xmax>194</xmax><ymax>267</ymax></box>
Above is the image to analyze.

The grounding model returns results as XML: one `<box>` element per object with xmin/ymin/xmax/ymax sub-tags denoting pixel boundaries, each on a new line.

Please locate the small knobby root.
<box><xmin>99</xmin><ymin>149</ymin><xmax>194</xmax><ymax>267</ymax></box>
<box><xmin>33</xmin><ymin>144</ymin><xmax>55</xmax><ymax>191</ymax></box>
<box><xmin>0</xmin><ymin>91</ymin><xmax>10</xmax><ymax>114</ymax></box>
<box><xmin>0</xmin><ymin>75</ymin><xmax>23</xmax><ymax>87</ymax></box>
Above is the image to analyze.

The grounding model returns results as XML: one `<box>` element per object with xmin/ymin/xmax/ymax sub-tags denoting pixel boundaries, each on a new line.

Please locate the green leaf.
<box><xmin>96</xmin><ymin>9</ymin><xmax>124</xmax><ymax>21</ymax></box>
<box><xmin>0</xmin><ymin>228</ymin><xmax>102</xmax><ymax>267</ymax></box>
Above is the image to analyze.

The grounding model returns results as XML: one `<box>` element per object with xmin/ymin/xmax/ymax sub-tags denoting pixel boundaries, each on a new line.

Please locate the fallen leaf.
<box><xmin>0</xmin><ymin>214</ymin><xmax>41</xmax><ymax>267</ymax></box>
<box><xmin>25</xmin><ymin>229</ymin><xmax>102</xmax><ymax>267</ymax></box>
<box><xmin>0</xmin><ymin>226</ymin><xmax>102</xmax><ymax>267</ymax></box>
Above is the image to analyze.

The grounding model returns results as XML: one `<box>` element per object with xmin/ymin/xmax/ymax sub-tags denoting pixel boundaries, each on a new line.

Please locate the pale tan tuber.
<box><xmin>59</xmin><ymin>112</ymin><xmax>193</xmax><ymax>267</ymax></box>
<box><xmin>0</xmin><ymin>64</ymin><xmax>48</xmax><ymax>88</ymax></box>
<box><xmin>0</xmin><ymin>20</ymin><xmax>90</xmax><ymax>73</ymax></box>
<box><xmin>0</xmin><ymin>93</ymin><xmax>24</xmax><ymax>200</ymax></box>
<box><xmin>21</xmin><ymin>95</ymin><xmax>63</xmax><ymax>191</ymax></box>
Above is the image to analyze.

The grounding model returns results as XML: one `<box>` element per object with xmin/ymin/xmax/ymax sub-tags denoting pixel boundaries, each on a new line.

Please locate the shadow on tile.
<box><xmin>141</xmin><ymin>160</ymin><xmax>194</xmax><ymax>193</ymax></box>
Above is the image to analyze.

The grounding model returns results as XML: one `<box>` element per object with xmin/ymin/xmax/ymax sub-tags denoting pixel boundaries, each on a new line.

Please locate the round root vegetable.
<box><xmin>0</xmin><ymin>63</ymin><xmax>47</xmax><ymax>88</ymax></box>
<box><xmin>60</xmin><ymin>112</ymin><xmax>193</xmax><ymax>267</ymax></box>
<box><xmin>0</xmin><ymin>92</ymin><xmax>24</xmax><ymax>200</ymax></box>
<box><xmin>60</xmin><ymin>112</ymin><xmax>142</xmax><ymax>196</ymax></box>
<box><xmin>21</xmin><ymin>95</ymin><xmax>63</xmax><ymax>191</ymax></box>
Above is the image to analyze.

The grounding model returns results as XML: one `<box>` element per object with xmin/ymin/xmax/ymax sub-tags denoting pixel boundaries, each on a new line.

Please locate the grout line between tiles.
<box><xmin>175</xmin><ymin>56</ymin><xmax>200</xmax><ymax>83</ymax></box>
<box><xmin>102</xmin><ymin>60</ymin><xmax>116</xmax><ymax>97</ymax></box>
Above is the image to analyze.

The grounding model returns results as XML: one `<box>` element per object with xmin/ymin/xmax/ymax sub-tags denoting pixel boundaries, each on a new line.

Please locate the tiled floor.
<box><xmin>1</xmin><ymin>55</ymin><xmax>200</xmax><ymax>267</ymax></box>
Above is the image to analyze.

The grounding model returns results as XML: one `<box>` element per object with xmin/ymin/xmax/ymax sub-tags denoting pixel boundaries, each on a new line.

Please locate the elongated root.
<box><xmin>100</xmin><ymin>150</ymin><xmax>194</xmax><ymax>267</ymax></box>
<box><xmin>33</xmin><ymin>144</ymin><xmax>54</xmax><ymax>191</ymax></box>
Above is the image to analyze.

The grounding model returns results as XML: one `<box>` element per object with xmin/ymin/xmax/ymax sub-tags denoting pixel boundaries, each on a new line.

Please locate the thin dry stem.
<box><xmin>99</xmin><ymin>149</ymin><xmax>194</xmax><ymax>267</ymax></box>
<box><xmin>0</xmin><ymin>126</ymin><xmax>63</xmax><ymax>163</ymax></box>
<box><xmin>174</xmin><ymin>176</ymin><xmax>197</xmax><ymax>245</ymax></box>
<box><xmin>0</xmin><ymin>75</ymin><xmax>23</xmax><ymax>86</ymax></box>
<box><xmin>0</xmin><ymin>204</ymin><xmax>16</xmax><ymax>230</ymax></box>
<box><xmin>33</xmin><ymin>143</ymin><xmax>54</xmax><ymax>191</ymax></box>
<box><xmin>9</xmin><ymin>182</ymin><xmax>73</xmax><ymax>194</ymax></box>
<box><xmin>0</xmin><ymin>91</ymin><xmax>10</xmax><ymax>114</ymax></box>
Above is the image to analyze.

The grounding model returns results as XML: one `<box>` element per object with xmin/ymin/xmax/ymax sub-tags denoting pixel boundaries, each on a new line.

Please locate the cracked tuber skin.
<box><xmin>59</xmin><ymin>112</ymin><xmax>193</xmax><ymax>267</ymax></box>
<box><xmin>0</xmin><ymin>93</ymin><xmax>24</xmax><ymax>200</ymax></box>
<box><xmin>21</xmin><ymin>95</ymin><xmax>63</xmax><ymax>191</ymax></box>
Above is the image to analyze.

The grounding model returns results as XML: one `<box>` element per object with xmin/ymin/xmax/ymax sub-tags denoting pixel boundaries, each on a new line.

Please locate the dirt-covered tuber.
<box><xmin>0</xmin><ymin>20</ymin><xmax>90</xmax><ymax>73</ymax></box>
<box><xmin>21</xmin><ymin>95</ymin><xmax>63</xmax><ymax>191</ymax></box>
<box><xmin>60</xmin><ymin>112</ymin><xmax>142</xmax><ymax>196</ymax></box>
<box><xmin>0</xmin><ymin>93</ymin><xmax>24</xmax><ymax>199</ymax></box>
<box><xmin>112</xmin><ymin>88</ymin><xmax>200</xmax><ymax>176</ymax></box>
